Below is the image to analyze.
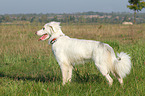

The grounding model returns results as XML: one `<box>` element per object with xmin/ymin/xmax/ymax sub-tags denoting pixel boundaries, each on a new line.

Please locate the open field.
<box><xmin>0</xmin><ymin>23</ymin><xmax>145</xmax><ymax>96</ymax></box>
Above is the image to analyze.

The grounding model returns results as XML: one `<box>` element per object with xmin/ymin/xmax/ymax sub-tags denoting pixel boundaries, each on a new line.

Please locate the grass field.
<box><xmin>0</xmin><ymin>23</ymin><xmax>145</xmax><ymax>96</ymax></box>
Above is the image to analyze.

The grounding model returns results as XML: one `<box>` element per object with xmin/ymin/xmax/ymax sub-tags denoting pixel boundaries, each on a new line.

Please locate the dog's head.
<box><xmin>36</xmin><ymin>22</ymin><xmax>61</xmax><ymax>41</ymax></box>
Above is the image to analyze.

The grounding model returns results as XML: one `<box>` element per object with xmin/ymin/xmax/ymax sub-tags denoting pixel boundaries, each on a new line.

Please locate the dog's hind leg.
<box><xmin>103</xmin><ymin>73</ymin><xmax>113</xmax><ymax>86</ymax></box>
<box><xmin>111</xmin><ymin>72</ymin><xmax>123</xmax><ymax>85</ymax></box>
<box><xmin>117</xmin><ymin>77</ymin><xmax>123</xmax><ymax>85</ymax></box>
<box><xmin>95</xmin><ymin>63</ymin><xmax>113</xmax><ymax>86</ymax></box>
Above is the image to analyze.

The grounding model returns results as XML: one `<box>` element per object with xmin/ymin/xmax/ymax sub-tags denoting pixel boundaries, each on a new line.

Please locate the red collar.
<box><xmin>50</xmin><ymin>38</ymin><xmax>57</xmax><ymax>44</ymax></box>
<box><xmin>50</xmin><ymin>35</ymin><xmax>64</xmax><ymax>44</ymax></box>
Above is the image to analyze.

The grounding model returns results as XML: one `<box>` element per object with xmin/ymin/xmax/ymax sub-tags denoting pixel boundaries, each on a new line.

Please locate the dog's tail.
<box><xmin>113</xmin><ymin>52</ymin><xmax>132</xmax><ymax>78</ymax></box>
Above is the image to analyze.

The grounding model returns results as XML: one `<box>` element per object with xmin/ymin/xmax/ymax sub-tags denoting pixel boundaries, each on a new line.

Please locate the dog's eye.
<box><xmin>43</xmin><ymin>27</ymin><xmax>45</xmax><ymax>30</ymax></box>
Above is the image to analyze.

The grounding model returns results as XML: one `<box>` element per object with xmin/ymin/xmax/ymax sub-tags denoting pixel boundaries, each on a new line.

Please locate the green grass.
<box><xmin>0</xmin><ymin>24</ymin><xmax>145</xmax><ymax>96</ymax></box>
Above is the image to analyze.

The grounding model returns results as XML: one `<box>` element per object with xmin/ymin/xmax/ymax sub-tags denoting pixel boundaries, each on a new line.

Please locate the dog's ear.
<box><xmin>49</xmin><ymin>22</ymin><xmax>61</xmax><ymax>33</ymax></box>
<box><xmin>49</xmin><ymin>26</ymin><xmax>55</xmax><ymax>33</ymax></box>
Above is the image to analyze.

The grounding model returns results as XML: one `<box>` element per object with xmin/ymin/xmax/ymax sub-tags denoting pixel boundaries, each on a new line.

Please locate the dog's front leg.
<box><xmin>60</xmin><ymin>65</ymin><xmax>69</xmax><ymax>85</ymax></box>
<box><xmin>67</xmin><ymin>65</ymin><xmax>73</xmax><ymax>82</ymax></box>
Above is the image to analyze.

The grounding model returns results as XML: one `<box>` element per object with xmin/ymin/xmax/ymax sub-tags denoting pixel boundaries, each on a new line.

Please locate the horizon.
<box><xmin>0</xmin><ymin>11</ymin><xmax>139</xmax><ymax>15</ymax></box>
<box><xmin>1</xmin><ymin>0</ymin><xmax>145</xmax><ymax>15</ymax></box>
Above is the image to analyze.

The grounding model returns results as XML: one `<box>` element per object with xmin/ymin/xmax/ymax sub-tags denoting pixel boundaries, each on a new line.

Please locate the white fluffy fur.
<box><xmin>115</xmin><ymin>52</ymin><xmax>132</xmax><ymax>78</ymax></box>
<box><xmin>36</xmin><ymin>22</ymin><xmax>132</xmax><ymax>86</ymax></box>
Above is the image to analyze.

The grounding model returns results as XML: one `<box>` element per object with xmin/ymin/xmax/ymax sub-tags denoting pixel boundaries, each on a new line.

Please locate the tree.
<box><xmin>0</xmin><ymin>16</ymin><xmax>2</xmax><ymax>23</ymax></box>
<box><xmin>30</xmin><ymin>17</ymin><xmax>35</xmax><ymax>23</ymax></box>
<box><xmin>52</xmin><ymin>15</ymin><xmax>58</xmax><ymax>21</ymax></box>
<box><xmin>21</xmin><ymin>15</ymin><xmax>27</xmax><ymax>21</ymax></box>
<box><xmin>79</xmin><ymin>16</ymin><xmax>86</xmax><ymax>23</ymax></box>
<box><xmin>123</xmin><ymin>15</ymin><xmax>129</xmax><ymax>22</ymax></box>
<box><xmin>127</xmin><ymin>0</ymin><xmax>145</xmax><ymax>23</ymax></box>
<box><xmin>2</xmin><ymin>15</ymin><xmax>11</xmax><ymax>22</ymax></box>
<box><xmin>40</xmin><ymin>15</ymin><xmax>48</xmax><ymax>23</ymax></box>
<box><xmin>69</xmin><ymin>16</ymin><xmax>75</xmax><ymax>23</ymax></box>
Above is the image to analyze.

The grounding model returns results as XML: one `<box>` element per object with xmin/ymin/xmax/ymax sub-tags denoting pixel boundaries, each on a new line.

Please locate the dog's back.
<box><xmin>52</xmin><ymin>36</ymin><xmax>103</xmax><ymax>64</ymax></box>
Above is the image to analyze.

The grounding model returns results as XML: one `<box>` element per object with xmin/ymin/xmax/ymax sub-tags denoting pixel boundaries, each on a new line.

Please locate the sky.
<box><xmin>0</xmin><ymin>0</ymin><xmax>145</xmax><ymax>14</ymax></box>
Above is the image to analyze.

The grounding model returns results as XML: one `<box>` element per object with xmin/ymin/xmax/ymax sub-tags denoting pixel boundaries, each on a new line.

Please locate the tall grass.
<box><xmin>0</xmin><ymin>23</ymin><xmax>145</xmax><ymax>96</ymax></box>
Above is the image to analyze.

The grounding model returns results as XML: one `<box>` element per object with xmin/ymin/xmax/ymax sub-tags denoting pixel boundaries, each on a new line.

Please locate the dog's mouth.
<box><xmin>38</xmin><ymin>34</ymin><xmax>49</xmax><ymax>41</ymax></box>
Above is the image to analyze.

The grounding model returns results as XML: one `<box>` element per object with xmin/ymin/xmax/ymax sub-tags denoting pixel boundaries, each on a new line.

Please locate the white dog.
<box><xmin>36</xmin><ymin>22</ymin><xmax>131</xmax><ymax>86</ymax></box>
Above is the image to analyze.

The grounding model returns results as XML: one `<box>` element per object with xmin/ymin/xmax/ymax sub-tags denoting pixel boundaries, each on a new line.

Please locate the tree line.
<box><xmin>0</xmin><ymin>11</ymin><xmax>145</xmax><ymax>24</ymax></box>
